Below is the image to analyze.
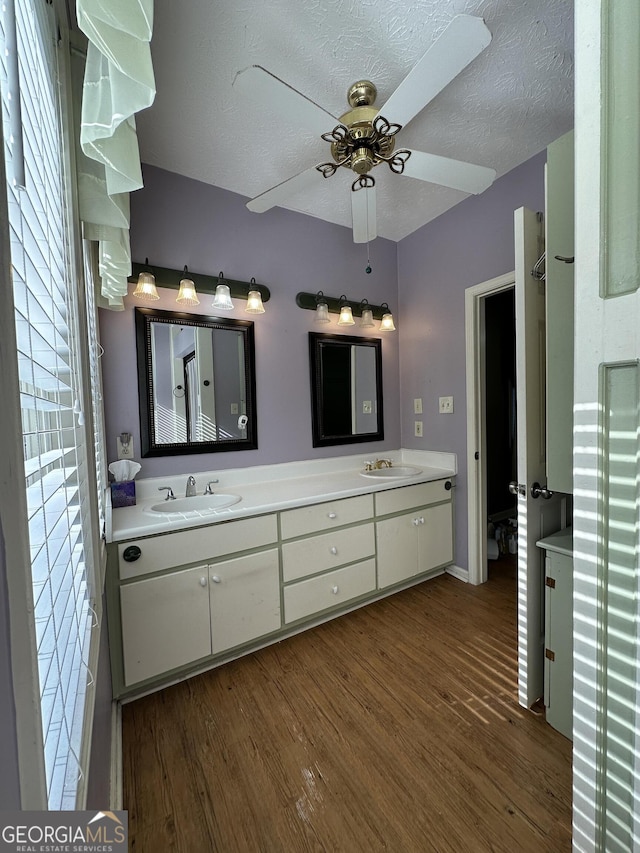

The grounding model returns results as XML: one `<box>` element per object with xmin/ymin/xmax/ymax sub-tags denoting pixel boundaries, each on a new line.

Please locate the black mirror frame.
<box><xmin>309</xmin><ymin>332</ymin><xmax>384</xmax><ymax>448</ymax></box>
<box><xmin>135</xmin><ymin>307</ymin><xmax>258</xmax><ymax>457</ymax></box>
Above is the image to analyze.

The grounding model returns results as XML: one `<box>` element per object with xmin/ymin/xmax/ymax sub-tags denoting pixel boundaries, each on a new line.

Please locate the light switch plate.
<box><xmin>363</xmin><ymin>400</ymin><xmax>372</xmax><ymax>414</ymax></box>
<box><xmin>439</xmin><ymin>396</ymin><xmax>454</xmax><ymax>414</ymax></box>
<box><xmin>413</xmin><ymin>397</ymin><xmax>423</xmax><ymax>414</ymax></box>
<box><xmin>414</xmin><ymin>420</ymin><xmax>423</xmax><ymax>437</ymax></box>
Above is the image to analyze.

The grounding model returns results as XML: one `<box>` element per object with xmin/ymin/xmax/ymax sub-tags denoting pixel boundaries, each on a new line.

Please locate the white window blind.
<box><xmin>0</xmin><ymin>0</ymin><xmax>99</xmax><ymax>809</ymax></box>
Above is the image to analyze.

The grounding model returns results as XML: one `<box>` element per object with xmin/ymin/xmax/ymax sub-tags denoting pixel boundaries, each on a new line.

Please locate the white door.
<box><xmin>513</xmin><ymin>207</ymin><xmax>562</xmax><ymax>710</ymax></box>
<box><xmin>573</xmin><ymin>3</ymin><xmax>640</xmax><ymax>848</ymax></box>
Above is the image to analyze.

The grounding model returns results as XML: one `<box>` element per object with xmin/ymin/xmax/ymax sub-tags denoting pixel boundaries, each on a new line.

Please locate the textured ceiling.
<box><xmin>137</xmin><ymin>0</ymin><xmax>574</xmax><ymax>242</ymax></box>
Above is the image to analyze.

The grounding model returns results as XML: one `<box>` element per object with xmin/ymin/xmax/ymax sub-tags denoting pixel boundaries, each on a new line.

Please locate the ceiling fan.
<box><xmin>233</xmin><ymin>15</ymin><xmax>496</xmax><ymax>243</ymax></box>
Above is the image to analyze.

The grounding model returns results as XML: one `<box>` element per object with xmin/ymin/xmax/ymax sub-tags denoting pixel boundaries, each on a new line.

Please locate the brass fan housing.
<box><xmin>329</xmin><ymin>80</ymin><xmax>396</xmax><ymax>168</ymax></box>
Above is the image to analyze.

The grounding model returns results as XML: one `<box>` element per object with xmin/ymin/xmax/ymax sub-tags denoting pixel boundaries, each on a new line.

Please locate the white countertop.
<box><xmin>106</xmin><ymin>450</ymin><xmax>456</xmax><ymax>543</ymax></box>
<box><xmin>536</xmin><ymin>527</ymin><xmax>573</xmax><ymax>557</ymax></box>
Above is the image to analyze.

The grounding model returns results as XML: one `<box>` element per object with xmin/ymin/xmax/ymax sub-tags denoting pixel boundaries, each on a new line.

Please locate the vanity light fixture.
<box><xmin>132</xmin><ymin>259</ymin><xmax>159</xmax><ymax>301</ymax></box>
<box><xmin>176</xmin><ymin>266</ymin><xmax>200</xmax><ymax>305</ymax></box>
<box><xmin>245</xmin><ymin>278</ymin><xmax>265</xmax><ymax>314</ymax></box>
<box><xmin>338</xmin><ymin>294</ymin><xmax>355</xmax><ymax>326</ymax></box>
<box><xmin>379</xmin><ymin>303</ymin><xmax>396</xmax><ymax>331</ymax></box>
<box><xmin>314</xmin><ymin>291</ymin><xmax>331</xmax><ymax>324</ymax></box>
<box><xmin>359</xmin><ymin>299</ymin><xmax>375</xmax><ymax>328</ymax></box>
<box><xmin>212</xmin><ymin>272</ymin><xmax>234</xmax><ymax>310</ymax></box>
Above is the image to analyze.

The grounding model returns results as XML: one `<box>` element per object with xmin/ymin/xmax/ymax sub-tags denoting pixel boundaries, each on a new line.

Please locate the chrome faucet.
<box><xmin>186</xmin><ymin>475</ymin><xmax>196</xmax><ymax>497</ymax></box>
<box><xmin>204</xmin><ymin>479</ymin><xmax>219</xmax><ymax>495</ymax></box>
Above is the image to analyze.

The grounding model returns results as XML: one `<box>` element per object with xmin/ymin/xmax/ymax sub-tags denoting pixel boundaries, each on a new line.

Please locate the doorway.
<box><xmin>465</xmin><ymin>272</ymin><xmax>515</xmax><ymax>586</ymax></box>
<box><xmin>484</xmin><ymin>288</ymin><xmax>517</xmax><ymax>573</ymax></box>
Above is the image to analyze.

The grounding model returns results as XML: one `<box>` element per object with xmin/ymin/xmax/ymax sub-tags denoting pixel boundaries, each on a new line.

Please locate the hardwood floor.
<box><xmin>122</xmin><ymin>567</ymin><xmax>572</xmax><ymax>852</ymax></box>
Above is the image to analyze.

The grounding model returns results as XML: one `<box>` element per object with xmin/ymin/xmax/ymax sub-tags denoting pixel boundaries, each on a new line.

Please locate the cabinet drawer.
<box><xmin>375</xmin><ymin>480</ymin><xmax>451</xmax><ymax>517</ymax></box>
<box><xmin>282</xmin><ymin>523</ymin><xmax>375</xmax><ymax>582</ymax></box>
<box><xmin>118</xmin><ymin>513</ymin><xmax>277</xmax><ymax>579</ymax></box>
<box><xmin>284</xmin><ymin>559</ymin><xmax>376</xmax><ymax>624</ymax></box>
<box><xmin>280</xmin><ymin>494</ymin><xmax>373</xmax><ymax>540</ymax></box>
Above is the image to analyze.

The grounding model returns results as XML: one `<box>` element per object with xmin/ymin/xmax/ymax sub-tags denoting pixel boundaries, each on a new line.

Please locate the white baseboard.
<box><xmin>445</xmin><ymin>564</ymin><xmax>469</xmax><ymax>583</ymax></box>
<box><xmin>110</xmin><ymin>700</ymin><xmax>123</xmax><ymax>810</ymax></box>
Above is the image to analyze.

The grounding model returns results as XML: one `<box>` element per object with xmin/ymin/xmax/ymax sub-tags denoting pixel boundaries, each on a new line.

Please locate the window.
<box><xmin>0</xmin><ymin>0</ymin><xmax>101</xmax><ymax>808</ymax></box>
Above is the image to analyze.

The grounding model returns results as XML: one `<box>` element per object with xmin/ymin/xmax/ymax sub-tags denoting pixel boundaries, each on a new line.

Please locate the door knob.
<box><xmin>509</xmin><ymin>481</ymin><xmax>526</xmax><ymax>496</ymax></box>
<box><xmin>530</xmin><ymin>482</ymin><xmax>554</xmax><ymax>500</ymax></box>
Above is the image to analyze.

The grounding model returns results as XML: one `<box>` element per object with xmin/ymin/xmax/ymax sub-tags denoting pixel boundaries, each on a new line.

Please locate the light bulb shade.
<box><xmin>360</xmin><ymin>308</ymin><xmax>375</xmax><ymax>327</ymax></box>
<box><xmin>133</xmin><ymin>270</ymin><xmax>159</xmax><ymax>301</ymax></box>
<box><xmin>380</xmin><ymin>312</ymin><xmax>396</xmax><ymax>331</ymax></box>
<box><xmin>338</xmin><ymin>304</ymin><xmax>355</xmax><ymax>325</ymax></box>
<box><xmin>176</xmin><ymin>277</ymin><xmax>200</xmax><ymax>305</ymax></box>
<box><xmin>212</xmin><ymin>283</ymin><xmax>234</xmax><ymax>310</ymax></box>
<box><xmin>245</xmin><ymin>290</ymin><xmax>265</xmax><ymax>314</ymax></box>
<box><xmin>314</xmin><ymin>302</ymin><xmax>330</xmax><ymax>323</ymax></box>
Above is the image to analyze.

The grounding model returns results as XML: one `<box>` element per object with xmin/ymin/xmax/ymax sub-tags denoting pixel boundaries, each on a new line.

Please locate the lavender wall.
<box><xmin>397</xmin><ymin>151</ymin><xmax>546</xmax><ymax>572</ymax></box>
<box><xmin>0</xmin><ymin>522</ymin><xmax>21</xmax><ymax>809</ymax></box>
<box><xmin>99</xmin><ymin>165</ymin><xmax>400</xmax><ymax>478</ymax></box>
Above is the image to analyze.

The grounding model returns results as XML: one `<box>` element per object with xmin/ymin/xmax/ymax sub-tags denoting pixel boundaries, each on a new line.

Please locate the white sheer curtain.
<box><xmin>76</xmin><ymin>0</ymin><xmax>155</xmax><ymax>309</ymax></box>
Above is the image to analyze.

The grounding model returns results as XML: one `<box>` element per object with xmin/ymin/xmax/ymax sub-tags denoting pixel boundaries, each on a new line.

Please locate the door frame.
<box><xmin>465</xmin><ymin>271</ymin><xmax>515</xmax><ymax>586</ymax></box>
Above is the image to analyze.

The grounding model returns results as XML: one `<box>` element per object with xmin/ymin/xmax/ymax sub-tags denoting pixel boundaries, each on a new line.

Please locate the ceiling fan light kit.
<box><xmin>235</xmin><ymin>15</ymin><xmax>496</xmax><ymax>244</ymax></box>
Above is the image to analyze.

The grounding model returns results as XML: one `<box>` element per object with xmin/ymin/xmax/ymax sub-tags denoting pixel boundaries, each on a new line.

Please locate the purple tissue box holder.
<box><xmin>111</xmin><ymin>480</ymin><xmax>136</xmax><ymax>508</ymax></box>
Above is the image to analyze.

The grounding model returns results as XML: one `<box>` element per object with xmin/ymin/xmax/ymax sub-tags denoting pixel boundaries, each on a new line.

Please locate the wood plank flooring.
<box><xmin>122</xmin><ymin>565</ymin><xmax>572</xmax><ymax>852</ymax></box>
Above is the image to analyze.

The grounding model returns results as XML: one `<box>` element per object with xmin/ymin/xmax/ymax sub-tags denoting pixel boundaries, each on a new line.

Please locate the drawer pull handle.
<box><xmin>199</xmin><ymin>577</ymin><xmax>207</xmax><ymax>588</ymax></box>
<box><xmin>122</xmin><ymin>545</ymin><xmax>141</xmax><ymax>562</ymax></box>
<box><xmin>330</xmin><ymin>546</ymin><xmax>338</xmax><ymax>555</ymax></box>
<box><xmin>211</xmin><ymin>575</ymin><xmax>222</xmax><ymax>584</ymax></box>
<box><xmin>327</xmin><ymin>512</ymin><xmax>337</xmax><ymax>519</ymax></box>
<box><xmin>331</xmin><ymin>585</ymin><xmax>339</xmax><ymax>595</ymax></box>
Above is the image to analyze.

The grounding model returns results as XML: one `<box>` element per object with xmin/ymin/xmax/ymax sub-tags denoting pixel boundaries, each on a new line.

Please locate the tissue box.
<box><xmin>111</xmin><ymin>480</ymin><xmax>136</xmax><ymax>508</ymax></box>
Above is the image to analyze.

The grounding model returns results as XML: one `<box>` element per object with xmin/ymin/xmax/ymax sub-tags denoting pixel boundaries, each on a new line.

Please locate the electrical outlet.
<box><xmin>439</xmin><ymin>396</ymin><xmax>454</xmax><ymax>414</ymax></box>
<box><xmin>363</xmin><ymin>400</ymin><xmax>372</xmax><ymax>414</ymax></box>
<box><xmin>414</xmin><ymin>420</ymin><xmax>423</xmax><ymax>437</ymax></box>
<box><xmin>117</xmin><ymin>434</ymin><xmax>134</xmax><ymax>459</ymax></box>
<box><xmin>413</xmin><ymin>397</ymin><xmax>423</xmax><ymax>414</ymax></box>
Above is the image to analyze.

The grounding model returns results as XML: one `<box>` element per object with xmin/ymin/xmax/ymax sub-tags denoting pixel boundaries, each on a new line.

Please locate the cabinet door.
<box><xmin>418</xmin><ymin>502</ymin><xmax>453</xmax><ymax>573</ymax></box>
<box><xmin>209</xmin><ymin>549</ymin><xmax>280</xmax><ymax>654</ymax></box>
<box><xmin>544</xmin><ymin>552</ymin><xmax>573</xmax><ymax>740</ymax></box>
<box><xmin>376</xmin><ymin>513</ymin><xmax>420</xmax><ymax>588</ymax></box>
<box><xmin>120</xmin><ymin>566</ymin><xmax>212</xmax><ymax>686</ymax></box>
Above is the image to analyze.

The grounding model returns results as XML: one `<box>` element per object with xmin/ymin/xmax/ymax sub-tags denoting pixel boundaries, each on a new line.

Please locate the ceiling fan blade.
<box><xmin>351</xmin><ymin>186</ymin><xmax>377</xmax><ymax>244</ymax></box>
<box><xmin>381</xmin><ymin>15</ymin><xmax>491</xmax><ymax>128</ymax></box>
<box><xmin>246</xmin><ymin>166</ymin><xmax>321</xmax><ymax>213</ymax></box>
<box><xmin>233</xmin><ymin>65</ymin><xmax>338</xmax><ymax>137</ymax></box>
<box><xmin>402</xmin><ymin>149</ymin><xmax>496</xmax><ymax>194</ymax></box>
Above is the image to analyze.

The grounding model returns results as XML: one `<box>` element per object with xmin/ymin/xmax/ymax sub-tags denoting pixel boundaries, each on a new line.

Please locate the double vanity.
<box><xmin>106</xmin><ymin>451</ymin><xmax>456</xmax><ymax>699</ymax></box>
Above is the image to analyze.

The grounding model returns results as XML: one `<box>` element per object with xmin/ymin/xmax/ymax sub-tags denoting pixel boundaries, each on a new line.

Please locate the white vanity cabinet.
<box><xmin>115</xmin><ymin>513</ymin><xmax>280</xmax><ymax>689</ymax></box>
<box><xmin>280</xmin><ymin>494</ymin><xmax>377</xmax><ymax>624</ymax></box>
<box><xmin>120</xmin><ymin>565</ymin><xmax>212</xmax><ymax>686</ymax></box>
<box><xmin>375</xmin><ymin>480</ymin><xmax>453</xmax><ymax>588</ymax></box>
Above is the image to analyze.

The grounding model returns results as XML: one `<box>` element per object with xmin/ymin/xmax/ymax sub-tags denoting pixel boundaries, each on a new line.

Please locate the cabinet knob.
<box><xmin>419</xmin><ymin>517</ymin><xmax>425</xmax><ymax>525</ymax></box>
<box><xmin>122</xmin><ymin>545</ymin><xmax>141</xmax><ymax>562</ymax></box>
<box><xmin>199</xmin><ymin>577</ymin><xmax>207</xmax><ymax>587</ymax></box>
<box><xmin>413</xmin><ymin>518</ymin><xmax>421</xmax><ymax>526</ymax></box>
<box><xmin>330</xmin><ymin>546</ymin><xmax>338</xmax><ymax>555</ymax></box>
<box><xmin>331</xmin><ymin>585</ymin><xmax>339</xmax><ymax>595</ymax></box>
<box><xmin>211</xmin><ymin>575</ymin><xmax>222</xmax><ymax>584</ymax></box>
<box><xmin>327</xmin><ymin>512</ymin><xmax>337</xmax><ymax>519</ymax></box>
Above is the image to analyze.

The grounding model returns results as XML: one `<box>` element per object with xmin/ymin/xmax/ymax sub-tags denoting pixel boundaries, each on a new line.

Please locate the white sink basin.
<box><xmin>360</xmin><ymin>465</ymin><xmax>423</xmax><ymax>479</ymax></box>
<box><xmin>149</xmin><ymin>493</ymin><xmax>241</xmax><ymax>513</ymax></box>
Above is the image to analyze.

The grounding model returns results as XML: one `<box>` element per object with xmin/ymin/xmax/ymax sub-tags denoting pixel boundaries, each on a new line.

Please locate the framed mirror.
<box><xmin>135</xmin><ymin>307</ymin><xmax>257</xmax><ymax>456</ymax></box>
<box><xmin>309</xmin><ymin>332</ymin><xmax>383</xmax><ymax>447</ymax></box>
